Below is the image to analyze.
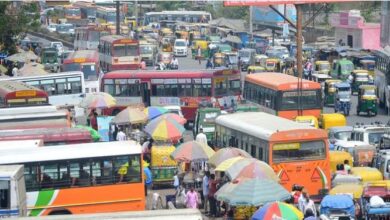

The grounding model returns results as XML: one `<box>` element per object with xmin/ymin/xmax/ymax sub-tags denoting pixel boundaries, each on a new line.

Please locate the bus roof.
<box><xmin>215</xmin><ymin>112</ymin><xmax>325</xmax><ymax>141</ymax></box>
<box><xmin>0</xmin><ymin>81</ymin><xmax>47</xmax><ymax>97</ymax></box>
<box><xmin>0</xmin><ymin>141</ymin><xmax>141</xmax><ymax>164</ymax></box>
<box><xmin>0</xmin><ymin>140</ymin><xmax>44</xmax><ymax>151</ymax></box>
<box><xmin>103</xmin><ymin>69</ymin><xmax>239</xmax><ymax>79</ymax></box>
<box><xmin>245</xmin><ymin>72</ymin><xmax>321</xmax><ymax>91</ymax></box>
<box><xmin>63</xmin><ymin>50</ymin><xmax>99</xmax><ymax>64</ymax></box>
<box><xmin>0</xmin><ymin>71</ymin><xmax>83</xmax><ymax>82</ymax></box>
<box><xmin>100</xmin><ymin>35</ymin><xmax>138</xmax><ymax>44</ymax></box>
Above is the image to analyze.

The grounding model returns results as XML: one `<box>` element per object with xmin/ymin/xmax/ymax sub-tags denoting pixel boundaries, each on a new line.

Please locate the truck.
<box><xmin>193</xmin><ymin>107</ymin><xmax>222</xmax><ymax>143</ymax></box>
<box><xmin>0</xmin><ymin>165</ymin><xmax>27</xmax><ymax>218</ymax></box>
<box><xmin>40</xmin><ymin>47</ymin><xmax>60</xmax><ymax>73</ymax></box>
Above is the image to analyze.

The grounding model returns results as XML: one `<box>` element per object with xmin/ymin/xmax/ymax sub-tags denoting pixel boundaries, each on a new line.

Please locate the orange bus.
<box><xmin>244</xmin><ymin>72</ymin><xmax>322</xmax><ymax>119</ymax></box>
<box><xmin>215</xmin><ymin>112</ymin><xmax>330</xmax><ymax>197</ymax></box>
<box><xmin>0</xmin><ymin>141</ymin><xmax>145</xmax><ymax>216</ymax></box>
<box><xmin>0</xmin><ymin>81</ymin><xmax>48</xmax><ymax>108</ymax></box>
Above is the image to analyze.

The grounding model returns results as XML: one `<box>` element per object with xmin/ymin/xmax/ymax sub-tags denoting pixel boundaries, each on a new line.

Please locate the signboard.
<box><xmin>97</xmin><ymin>116</ymin><xmax>114</xmax><ymax>142</ymax></box>
<box><xmin>252</xmin><ymin>5</ymin><xmax>296</xmax><ymax>25</ymax></box>
<box><xmin>273</xmin><ymin>143</ymin><xmax>300</xmax><ymax>151</ymax></box>
<box><xmin>16</xmin><ymin>90</ymin><xmax>36</xmax><ymax>97</ymax></box>
<box><xmin>224</xmin><ymin>0</ymin><xmax>357</xmax><ymax>6</ymax></box>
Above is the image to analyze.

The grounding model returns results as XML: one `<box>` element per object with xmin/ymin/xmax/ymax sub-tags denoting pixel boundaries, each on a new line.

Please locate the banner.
<box><xmin>97</xmin><ymin>116</ymin><xmax>114</xmax><ymax>142</ymax></box>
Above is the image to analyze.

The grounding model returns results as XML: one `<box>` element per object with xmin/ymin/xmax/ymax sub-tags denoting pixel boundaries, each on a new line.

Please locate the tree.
<box><xmin>0</xmin><ymin>2</ymin><xmax>40</xmax><ymax>54</ymax></box>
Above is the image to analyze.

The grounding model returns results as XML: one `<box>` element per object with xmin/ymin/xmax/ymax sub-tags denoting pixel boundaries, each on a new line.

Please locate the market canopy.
<box><xmin>5</xmin><ymin>51</ymin><xmax>38</xmax><ymax>63</ymax></box>
<box><xmin>18</xmin><ymin>62</ymin><xmax>48</xmax><ymax>76</ymax></box>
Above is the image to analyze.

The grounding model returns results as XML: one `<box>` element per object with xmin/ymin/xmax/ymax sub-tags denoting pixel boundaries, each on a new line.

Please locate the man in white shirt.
<box><xmin>170</xmin><ymin>56</ymin><xmax>179</xmax><ymax>68</ymax></box>
<box><xmin>116</xmin><ymin>128</ymin><xmax>127</xmax><ymax>141</ymax></box>
<box><xmin>12</xmin><ymin>65</ymin><xmax>18</xmax><ymax>77</ymax></box>
<box><xmin>196</xmin><ymin>128</ymin><xmax>208</xmax><ymax>146</ymax></box>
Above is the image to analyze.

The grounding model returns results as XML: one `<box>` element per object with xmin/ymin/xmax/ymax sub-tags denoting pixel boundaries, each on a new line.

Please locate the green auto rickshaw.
<box><xmin>349</xmin><ymin>70</ymin><xmax>373</xmax><ymax>94</ymax></box>
<box><xmin>331</xmin><ymin>58</ymin><xmax>354</xmax><ymax>80</ymax></box>
<box><xmin>357</xmin><ymin>85</ymin><xmax>378</xmax><ymax>117</ymax></box>
<box><xmin>324</xmin><ymin>79</ymin><xmax>342</xmax><ymax>106</ymax></box>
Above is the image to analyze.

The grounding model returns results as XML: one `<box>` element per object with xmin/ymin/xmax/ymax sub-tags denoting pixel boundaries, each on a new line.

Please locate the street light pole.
<box><xmin>116</xmin><ymin>0</ymin><xmax>120</xmax><ymax>35</ymax></box>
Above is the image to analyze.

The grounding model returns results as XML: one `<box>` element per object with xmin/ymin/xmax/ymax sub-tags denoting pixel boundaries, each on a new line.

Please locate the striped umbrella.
<box><xmin>152</xmin><ymin>113</ymin><xmax>187</xmax><ymax>125</ymax></box>
<box><xmin>111</xmin><ymin>107</ymin><xmax>148</xmax><ymax>125</ymax></box>
<box><xmin>215</xmin><ymin>179</ymin><xmax>291</xmax><ymax>206</ymax></box>
<box><xmin>224</xmin><ymin>158</ymin><xmax>278</xmax><ymax>181</ymax></box>
<box><xmin>171</xmin><ymin>141</ymin><xmax>215</xmax><ymax>162</ymax></box>
<box><xmin>144</xmin><ymin>117</ymin><xmax>185</xmax><ymax>141</ymax></box>
<box><xmin>215</xmin><ymin>156</ymin><xmax>247</xmax><ymax>172</ymax></box>
<box><xmin>251</xmin><ymin>201</ymin><xmax>304</xmax><ymax>220</ymax></box>
<box><xmin>80</xmin><ymin>92</ymin><xmax>116</xmax><ymax>109</ymax></box>
<box><xmin>144</xmin><ymin>106</ymin><xmax>168</xmax><ymax>120</ymax></box>
<box><xmin>208</xmin><ymin>147</ymin><xmax>252</xmax><ymax>168</ymax></box>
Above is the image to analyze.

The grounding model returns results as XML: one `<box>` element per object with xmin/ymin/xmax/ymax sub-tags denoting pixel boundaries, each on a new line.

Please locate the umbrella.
<box><xmin>75</xmin><ymin>125</ymin><xmax>101</xmax><ymax>142</ymax></box>
<box><xmin>144</xmin><ymin>106</ymin><xmax>168</xmax><ymax>120</ymax></box>
<box><xmin>215</xmin><ymin>156</ymin><xmax>246</xmax><ymax>172</ymax></box>
<box><xmin>144</xmin><ymin>117</ymin><xmax>185</xmax><ymax>141</ymax></box>
<box><xmin>223</xmin><ymin>158</ymin><xmax>278</xmax><ymax>181</ymax></box>
<box><xmin>171</xmin><ymin>141</ymin><xmax>215</xmax><ymax>162</ymax></box>
<box><xmin>111</xmin><ymin>107</ymin><xmax>147</xmax><ymax>125</ymax></box>
<box><xmin>80</xmin><ymin>92</ymin><xmax>116</xmax><ymax>109</ymax></box>
<box><xmin>251</xmin><ymin>201</ymin><xmax>304</xmax><ymax>220</ymax></box>
<box><xmin>5</xmin><ymin>51</ymin><xmax>38</xmax><ymax>63</ymax></box>
<box><xmin>152</xmin><ymin>113</ymin><xmax>187</xmax><ymax>125</ymax></box>
<box><xmin>215</xmin><ymin>179</ymin><xmax>291</xmax><ymax>206</ymax></box>
<box><xmin>18</xmin><ymin>62</ymin><xmax>48</xmax><ymax>76</ymax></box>
<box><xmin>208</xmin><ymin>147</ymin><xmax>252</xmax><ymax>168</ymax></box>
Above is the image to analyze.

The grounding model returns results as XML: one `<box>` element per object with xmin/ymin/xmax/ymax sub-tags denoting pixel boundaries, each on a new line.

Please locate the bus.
<box><xmin>96</xmin><ymin>6</ymin><xmax>117</xmax><ymax>24</ymax></box>
<box><xmin>0</xmin><ymin>71</ymin><xmax>85</xmax><ymax>108</ymax></box>
<box><xmin>99</xmin><ymin>35</ymin><xmax>140</xmax><ymax>72</ymax></box>
<box><xmin>64</xmin><ymin>5</ymin><xmax>82</xmax><ymax>20</ymax></box>
<box><xmin>214</xmin><ymin>112</ymin><xmax>330</xmax><ymax>196</ymax></box>
<box><xmin>0</xmin><ymin>81</ymin><xmax>48</xmax><ymax>108</ymax></box>
<box><xmin>243</xmin><ymin>72</ymin><xmax>322</xmax><ymax>120</ymax></box>
<box><xmin>62</xmin><ymin>50</ymin><xmax>100</xmax><ymax>93</ymax></box>
<box><xmin>100</xmin><ymin>69</ymin><xmax>241</xmax><ymax>120</ymax></box>
<box><xmin>373</xmin><ymin>49</ymin><xmax>390</xmax><ymax>114</ymax></box>
<box><xmin>143</xmin><ymin>11</ymin><xmax>212</xmax><ymax>26</ymax></box>
<box><xmin>0</xmin><ymin>106</ymin><xmax>71</xmax><ymax>130</ymax></box>
<box><xmin>0</xmin><ymin>141</ymin><xmax>145</xmax><ymax>216</ymax></box>
<box><xmin>0</xmin><ymin>127</ymin><xmax>92</xmax><ymax>145</ymax></box>
<box><xmin>72</xmin><ymin>1</ymin><xmax>97</xmax><ymax>21</ymax></box>
<box><xmin>74</xmin><ymin>26</ymin><xmax>110</xmax><ymax>50</ymax></box>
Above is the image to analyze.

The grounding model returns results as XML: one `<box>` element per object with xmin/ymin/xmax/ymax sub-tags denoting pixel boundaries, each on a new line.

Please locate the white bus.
<box><xmin>0</xmin><ymin>141</ymin><xmax>145</xmax><ymax>217</ymax></box>
<box><xmin>0</xmin><ymin>165</ymin><xmax>26</xmax><ymax>218</ymax></box>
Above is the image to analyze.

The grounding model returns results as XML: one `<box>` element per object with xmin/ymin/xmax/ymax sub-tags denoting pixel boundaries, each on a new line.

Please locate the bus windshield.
<box><xmin>114</xmin><ymin>45</ymin><xmax>138</xmax><ymax>56</ymax></box>
<box><xmin>90</xmin><ymin>31</ymin><xmax>100</xmax><ymax>41</ymax></box>
<box><xmin>140</xmin><ymin>46</ymin><xmax>153</xmax><ymax>55</ymax></box>
<box><xmin>66</xmin><ymin>8</ymin><xmax>80</xmax><ymax>16</ymax></box>
<box><xmin>280</xmin><ymin>90</ymin><xmax>320</xmax><ymax>110</ymax></box>
<box><xmin>272</xmin><ymin>141</ymin><xmax>326</xmax><ymax>163</ymax></box>
<box><xmin>63</xmin><ymin>63</ymin><xmax>81</xmax><ymax>72</ymax></box>
<box><xmin>368</xmin><ymin>132</ymin><xmax>385</xmax><ymax>145</ymax></box>
<box><xmin>81</xmin><ymin>64</ymin><xmax>97</xmax><ymax>78</ymax></box>
<box><xmin>341</xmin><ymin>63</ymin><xmax>354</xmax><ymax>72</ymax></box>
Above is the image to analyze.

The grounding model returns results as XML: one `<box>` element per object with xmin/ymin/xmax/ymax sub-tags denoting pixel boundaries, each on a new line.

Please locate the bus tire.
<box><xmin>48</xmin><ymin>209</ymin><xmax>71</xmax><ymax>215</ymax></box>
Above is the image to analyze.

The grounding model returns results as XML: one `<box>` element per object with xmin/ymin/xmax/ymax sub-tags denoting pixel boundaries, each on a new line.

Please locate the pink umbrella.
<box><xmin>152</xmin><ymin>113</ymin><xmax>187</xmax><ymax>125</ymax></box>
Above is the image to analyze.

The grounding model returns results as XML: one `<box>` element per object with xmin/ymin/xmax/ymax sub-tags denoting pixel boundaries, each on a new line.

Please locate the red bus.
<box><xmin>0</xmin><ymin>81</ymin><xmax>48</xmax><ymax>108</ymax></box>
<box><xmin>63</xmin><ymin>50</ymin><xmax>100</xmax><ymax>81</ymax></box>
<box><xmin>74</xmin><ymin>26</ymin><xmax>110</xmax><ymax>50</ymax></box>
<box><xmin>99</xmin><ymin>35</ymin><xmax>140</xmax><ymax>72</ymax></box>
<box><xmin>100</xmin><ymin>69</ymin><xmax>241</xmax><ymax>121</ymax></box>
<box><xmin>0</xmin><ymin>127</ymin><xmax>92</xmax><ymax>145</ymax></box>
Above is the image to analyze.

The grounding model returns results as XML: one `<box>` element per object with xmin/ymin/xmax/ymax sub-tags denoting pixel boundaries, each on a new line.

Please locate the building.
<box><xmin>330</xmin><ymin>10</ymin><xmax>381</xmax><ymax>50</ymax></box>
<box><xmin>381</xmin><ymin>1</ymin><xmax>390</xmax><ymax>48</ymax></box>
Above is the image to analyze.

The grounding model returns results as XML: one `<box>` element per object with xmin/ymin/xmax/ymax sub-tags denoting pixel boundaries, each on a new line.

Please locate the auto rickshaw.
<box><xmin>157</xmin><ymin>52</ymin><xmax>173</xmax><ymax>66</ymax></box>
<box><xmin>331</xmin><ymin>58</ymin><xmax>354</xmax><ymax>80</ymax></box>
<box><xmin>360</xmin><ymin>59</ymin><xmax>375</xmax><ymax>77</ymax></box>
<box><xmin>254</xmin><ymin>54</ymin><xmax>268</xmax><ymax>67</ymax></box>
<box><xmin>349</xmin><ymin>70</ymin><xmax>373</xmax><ymax>94</ymax></box>
<box><xmin>351</xmin><ymin>167</ymin><xmax>383</xmax><ymax>184</ymax></box>
<box><xmin>324</xmin><ymin>79</ymin><xmax>342</xmax><ymax>106</ymax></box>
<box><xmin>224</xmin><ymin>52</ymin><xmax>238</xmax><ymax>69</ymax></box>
<box><xmin>320</xmin><ymin>195</ymin><xmax>355</xmax><ymax>219</ymax></box>
<box><xmin>265</xmin><ymin>58</ymin><xmax>282</xmax><ymax>72</ymax></box>
<box><xmin>191</xmin><ymin>40</ymin><xmax>208</xmax><ymax>59</ymax></box>
<box><xmin>213</xmin><ymin>52</ymin><xmax>225</xmax><ymax>67</ymax></box>
<box><xmin>217</xmin><ymin>44</ymin><xmax>232</xmax><ymax>54</ymax></box>
<box><xmin>329</xmin><ymin>184</ymin><xmax>363</xmax><ymax>200</ymax></box>
<box><xmin>312</xmin><ymin>73</ymin><xmax>332</xmax><ymax>88</ymax></box>
<box><xmin>314</xmin><ymin>60</ymin><xmax>331</xmax><ymax>75</ymax></box>
<box><xmin>357</xmin><ymin>85</ymin><xmax>378</xmax><ymax>116</ymax></box>
<box><xmin>160</xmin><ymin>28</ymin><xmax>173</xmax><ymax>37</ymax></box>
<box><xmin>247</xmin><ymin>66</ymin><xmax>265</xmax><ymax>74</ymax></box>
<box><xmin>329</xmin><ymin>151</ymin><xmax>353</xmax><ymax>174</ymax></box>
<box><xmin>283</xmin><ymin>57</ymin><xmax>296</xmax><ymax>76</ymax></box>
<box><xmin>352</xmin><ymin>144</ymin><xmax>375</xmax><ymax>167</ymax></box>
<box><xmin>319</xmin><ymin>113</ymin><xmax>347</xmax><ymax>130</ymax></box>
<box><xmin>361</xmin><ymin>181</ymin><xmax>390</xmax><ymax>219</ymax></box>
<box><xmin>175</xmin><ymin>30</ymin><xmax>189</xmax><ymax>40</ymax></box>
<box><xmin>294</xmin><ymin>116</ymin><xmax>319</xmax><ymax>128</ymax></box>
<box><xmin>162</xmin><ymin>41</ymin><xmax>173</xmax><ymax>52</ymax></box>
<box><xmin>334</xmin><ymin>82</ymin><xmax>351</xmax><ymax>116</ymax></box>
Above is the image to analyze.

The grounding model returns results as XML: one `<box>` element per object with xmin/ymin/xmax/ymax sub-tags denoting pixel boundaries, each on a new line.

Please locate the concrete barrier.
<box><xmin>27</xmin><ymin>31</ymin><xmax>73</xmax><ymax>49</ymax></box>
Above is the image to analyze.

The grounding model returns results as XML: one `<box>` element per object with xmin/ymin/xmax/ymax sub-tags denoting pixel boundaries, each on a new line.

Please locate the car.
<box><xmin>56</xmin><ymin>23</ymin><xmax>75</xmax><ymax>36</ymax></box>
<box><xmin>46</xmin><ymin>24</ymin><xmax>57</xmax><ymax>33</ymax></box>
<box><xmin>50</xmin><ymin>42</ymin><xmax>64</xmax><ymax>56</ymax></box>
<box><xmin>173</xmin><ymin>39</ymin><xmax>187</xmax><ymax>57</ymax></box>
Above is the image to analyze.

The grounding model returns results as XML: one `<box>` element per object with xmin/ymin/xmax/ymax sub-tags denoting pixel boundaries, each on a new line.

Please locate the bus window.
<box><xmin>193</xmin><ymin>84</ymin><xmax>202</xmax><ymax>97</ymax></box>
<box><xmin>0</xmin><ymin>179</ymin><xmax>9</xmax><ymax>209</ymax></box>
<box><xmin>67</xmin><ymin>77</ymin><xmax>82</xmax><ymax>94</ymax></box>
<box><xmin>40</xmin><ymin>164</ymin><xmax>57</xmax><ymax>189</ymax></box>
<box><xmin>202</xmin><ymin>84</ymin><xmax>212</xmax><ymax>97</ymax></box>
<box><xmin>24</xmin><ymin>165</ymin><xmax>39</xmax><ymax>191</ymax></box>
<box><xmin>214</xmin><ymin>79</ymin><xmax>227</xmax><ymax>96</ymax></box>
<box><xmin>104</xmin><ymin>80</ymin><xmax>115</xmax><ymax>95</ymax></box>
<box><xmin>178</xmin><ymin>84</ymin><xmax>192</xmax><ymax>97</ymax></box>
<box><xmin>58</xmin><ymin>163</ymin><xmax>69</xmax><ymax>188</ymax></box>
<box><xmin>114</xmin><ymin>45</ymin><xmax>126</xmax><ymax>56</ymax></box>
<box><xmin>152</xmin><ymin>85</ymin><xmax>165</xmax><ymax>96</ymax></box>
<box><xmin>55</xmin><ymin>78</ymin><xmax>67</xmax><ymax>95</ymax></box>
<box><xmin>272</xmin><ymin>141</ymin><xmax>326</xmax><ymax>163</ymax></box>
<box><xmin>79</xmin><ymin>162</ymin><xmax>91</xmax><ymax>186</ymax></box>
<box><xmin>127</xmin><ymin>45</ymin><xmax>138</xmax><ymax>56</ymax></box>
<box><xmin>229</xmin><ymin>79</ymin><xmax>240</xmax><ymax>93</ymax></box>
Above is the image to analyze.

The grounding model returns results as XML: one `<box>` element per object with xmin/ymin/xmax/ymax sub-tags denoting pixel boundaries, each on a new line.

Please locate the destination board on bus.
<box><xmin>15</xmin><ymin>90</ymin><xmax>36</xmax><ymax>97</ymax></box>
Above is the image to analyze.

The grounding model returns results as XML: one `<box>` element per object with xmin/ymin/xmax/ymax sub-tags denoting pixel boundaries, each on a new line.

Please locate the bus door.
<box><xmin>141</xmin><ymin>82</ymin><xmax>150</xmax><ymax>106</ymax></box>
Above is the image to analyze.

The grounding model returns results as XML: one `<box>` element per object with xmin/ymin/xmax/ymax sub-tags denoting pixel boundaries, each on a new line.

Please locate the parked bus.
<box><xmin>62</xmin><ymin>50</ymin><xmax>100</xmax><ymax>93</ymax></box>
<box><xmin>74</xmin><ymin>26</ymin><xmax>110</xmax><ymax>50</ymax></box>
<box><xmin>0</xmin><ymin>81</ymin><xmax>48</xmax><ymax>108</ymax></box>
<box><xmin>143</xmin><ymin>11</ymin><xmax>212</xmax><ymax>26</ymax></box>
<box><xmin>96</xmin><ymin>6</ymin><xmax>117</xmax><ymax>24</ymax></box>
<box><xmin>100</xmin><ymin>69</ymin><xmax>241</xmax><ymax>120</ymax></box>
<box><xmin>0</xmin><ymin>71</ymin><xmax>85</xmax><ymax>108</ymax></box>
<box><xmin>0</xmin><ymin>141</ymin><xmax>145</xmax><ymax>216</ymax></box>
<box><xmin>0</xmin><ymin>106</ymin><xmax>71</xmax><ymax>130</ymax></box>
<box><xmin>99</xmin><ymin>35</ymin><xmax>140</xmax><ymax>72</ymax></box>
<box><xmin>64</xmin><ymin>5</ymin><xmax>81</xmax><ymax>20</ymax></box>
<box><xmin>0</xmin><ymin>127</ymin><xmax>92</xmax><ymax>145</ymax></box>
<box><xmin>373</xmin><ymin>49</ymin><xmax>390</xmax><ymax>114</ymax></box>
<box><xmin>72</xmin><ymin>1</ymin><xmax>97</xmax><ymax>21</ymax></box>
<box><xmin>214</xmin><ymin>112</ymin><xmax>330</xmax><ymax>196</ymax></box>
<box><xmin>244</xmin><ymin>72</ymin><xmax>322</xmax><ymax>120</ymax></box>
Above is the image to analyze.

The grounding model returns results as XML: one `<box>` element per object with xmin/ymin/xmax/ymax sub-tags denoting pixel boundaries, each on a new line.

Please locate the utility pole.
<box><xmin>134</xmin><ymin>0</ymin><xmax>138</xmax><ymax>26</ymax></box>
<box><xmin>249</xmin><ymin>6</ymin><xmax>253</xmax><ymax>40</ymax></box>
<box><xmin>296</xmin><ymin>4</ymin><xmax>303</xmax><ymax>116</ymax></box>
<box><xmin>116</xmin><ymin>0</ymin><xmax>120</xmax><ymax>35</ymax></box>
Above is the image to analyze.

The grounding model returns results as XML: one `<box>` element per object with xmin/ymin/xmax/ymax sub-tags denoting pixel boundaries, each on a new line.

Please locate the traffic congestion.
<box><xmin>0</xmin><ymin>1</ymin><xmax>390</xmax><ymax>220</ymax></box>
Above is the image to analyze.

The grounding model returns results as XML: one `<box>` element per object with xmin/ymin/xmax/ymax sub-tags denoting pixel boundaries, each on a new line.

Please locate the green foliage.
<box><xmin>0</xmin><ymin>2</ymin><xmax>40</xmax><ymax>54</ymax></box>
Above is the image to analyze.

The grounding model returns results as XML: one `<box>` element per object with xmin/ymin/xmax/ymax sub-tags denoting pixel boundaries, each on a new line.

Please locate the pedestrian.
<box><xmin>196</xmin><ymin>128</ymin><xmax>208</xmax><ymax>146</ymax></box>
<box><xmin>197</xmin><ymin>46</ymin><xmax>202</xmax><ymax>65</ymax></box>
<box><xmin>111</xmin><ymin>124</ymin><xmax>119</xmax><ymax>141</ymax></box>
<box><xmin>88</xmin><ymin>109</ymin><xmax>98</xmax><ymax>130</ymax></box>
<box><xmin>142</xmin><ymin>138</ymin><xmax>153</xmax><ymax>163</ymax></box>
<box><xmin>12</xmin><ymin>64</ymin><xmax>18</xmax><ymax>77</ymax></box>
<box><xmin>206</xmin><ymin>58</ymin><xmax>213</xmax><ymax>69</ymax></box>
<box><xmin>173</xmin><ymin>171</ymin><xmax>180</xmax><ymax>191</ymax></box>
<box><xmin>208</xmin><ymin>174</ymin><xmax>218</xmax><ymax>217</ymax></box>
<box><xmin>116</xmin><ymin>128</ymin><xmax>127</xmax><ymax>141</ymax></box>
<box><xmin>298</xmin><ymin>189</ymin><xmax>317</xmax><ymax>218</ymax></box>
<box><xmin>344</xmin><ymin>159</ymin><xmax>351</xmax><ymax>173</ymax></box>
<box><xmin>202</xmin><ymin>171</ymin><xmax>210</xmax><ymax>214</ymax></box>
<box><xmin>185</xmin><ymin>187</ymin><xmax>199</xmax><ymax>209</ymax></box>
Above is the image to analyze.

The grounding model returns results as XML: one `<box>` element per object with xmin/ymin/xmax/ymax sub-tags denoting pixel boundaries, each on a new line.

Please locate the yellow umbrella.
<box><xmin>215</xmin><ymin>156</ymin><xmax>246</xmax><ymax>172</ymax></box>
<box><xmin>112</xmin><ymin>107</ymin><xmax>147</xmax><ymax>125</ymax></box>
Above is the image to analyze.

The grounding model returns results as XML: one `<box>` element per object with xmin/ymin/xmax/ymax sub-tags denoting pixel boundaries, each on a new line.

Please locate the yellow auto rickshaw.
<box><xmin>319</xmin><ymin>113</ymin><xmax>346</xmax><ymax>130</ymax></box>
<box><xmin>351</xmin><ymin>167</ymin><xmax>383</xmax><ymax>184</ymax></box>
<box><xmin>213</xmin><ymin>52</ymin><xmax>225</xmax><ymax>67</ymax></box>
<box><xmin>265</xmin><ymin>58</ymin><xmax>282</xmax><ymax>72</ymax></box>
<box><xmin>247</xmin><ymin>66</ymin><xmax>265</xmax><ymax>74</ymax></box>
<box><xmin>360</xmin><ymin>59</ymin><xmax>375</xmax><ymax>77</ymax></box>
<box><xmin>329</xmin><ymin>151</ymin><xmax>353</xmax><ymax>174</ymax></box>
<box><xmin>324</xmin><ymin>79</ymin><xmax>342</xmax><ymax>106</ymax></box>
<box><xmin>191</xmin><ymin>40</ymin><xmax>208</xmax><ymax>59</ymax></box>
<box><xmin>175</xmin><ymin>30</ymin><xmax>189</xmax><ymax>40</ymax></box>
<box><xmin>160</xmin><ymin>28</ymin><xmax>173</xmax><ymax>37</ymax></box>
<box><xmin>254</xmin><ymin>54</ymin><xmax>268</xmax><ymax>67</ymax></box>
<box><xmin>315</xmin><ymin>60</ymin><xmax>331</xmax><ymax>75</ymax></box>
<box><xmin>162</xmin><ymin>42</ymin><xmax>173</xmax><ymax>52</ymax></box>
<box><xmin>294</xmin><ymin>116</ymin><xmax>319</xmax><ymax>128</ymax></box>
<box><xmin>329</xmin><ymin>184</ymin><xmax>363</xmax><ymax>200</ymax></box>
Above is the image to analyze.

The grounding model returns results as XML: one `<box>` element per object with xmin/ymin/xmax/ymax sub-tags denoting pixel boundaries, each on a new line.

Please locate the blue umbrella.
<box><xmin>144</xmin><ymin>106</ymin><xmax>168</xmax><ymax>120</ymax></box>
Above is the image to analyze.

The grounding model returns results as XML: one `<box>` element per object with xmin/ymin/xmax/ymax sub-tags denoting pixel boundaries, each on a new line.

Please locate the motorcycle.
<box><xmin>154</xmin><ymin>62</ymin><xmax>166</xmax><ymax>70</ymax></box>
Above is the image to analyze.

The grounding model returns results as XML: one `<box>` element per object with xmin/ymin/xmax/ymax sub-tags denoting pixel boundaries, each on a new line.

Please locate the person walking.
<box><xmin>202</xmin><ymin>171</ymin><xmax>210</xmax><ymax>214</ymax></box>
<box><xmin>185</xmin><ymin>187</ymin><xmax>199</xmax><ymax>209</ymax></box>
<box><xmin>298</xmin><ymin>189</ymin><xmax>317</xmax><ymax>218</ymax></box>
<box><xmin>208</xmin><ymin>174</ymin><xmax>218</xmax><ymax>217</ymax></box>
<box><xmin>116</xmin><ymin>128</ymin><xmax>127</xmax><ymax>141</ymax></box>
<box><xmin>197</xmin><ymin>46</ymin><xmax>202</xmax><ymax>65</ymax></box>
<box><xmin>196</xmin><ymin>128</ymin><xmax>208</xmax><ymax>146</ymax></box>
<box><xmin>173</xmin><ymin>171</ymin><xmax>180</xmax><ymax>191</ymax></box>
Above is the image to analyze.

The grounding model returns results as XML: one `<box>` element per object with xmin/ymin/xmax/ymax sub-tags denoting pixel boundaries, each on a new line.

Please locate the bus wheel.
<box><xmin>49</xmin><ymin>209</ymin><xmax>71</xmax><ymax>215</ymax></box>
